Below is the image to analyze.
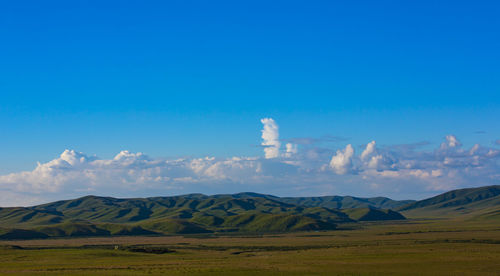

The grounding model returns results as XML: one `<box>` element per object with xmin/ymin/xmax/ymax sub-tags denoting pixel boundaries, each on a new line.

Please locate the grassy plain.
<box><xmin>0</xmin><ymin>219</ymin><xmax>499</xmax><ymax>275</ymax></box>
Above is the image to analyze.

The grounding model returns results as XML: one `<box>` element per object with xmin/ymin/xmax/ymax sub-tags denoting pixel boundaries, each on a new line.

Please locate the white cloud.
<box><xmin>441</xmin><ymin>134</ymin><xmax>461</xmax><ymax>149</ymax></box>
<box><xmin>329</xmin><ymin>144</ymin><xmax>354</xmax><ymax>175</ymax></box>
<box><xmin>367</xmin><ymin>155</ymin><xmax>383</xmax><ymax>169</ymax></box>
<box><xmin>113</xmin><ymin>150</ymin><xmax>147</xmax><ymax>162</ymax></box>
<box><xmin>361</xmin><ymin>141</ymin><xmax>376</xmax><ymax>160</ymax></box>
<box><xmin>285</xmin><ymin>143</ymin><xmax>298</xmax><ymax>157</ymax></box>
<box><xmin>359</xmin><ymin>140</ymin><xmax>394</xmax><ymax>171</ymax></box>
<box><xmin>469</xmin><ymin>144</ymin><xmax>480</xmax><ymax>155</ymax></box>
<box><xmin>261</xmin><ymin>118</ymin><xmax>281</xmax><ymax>159</ymax></box>
<box><xmin>487</xmin><ymin>149</ymin><xmax>500</xmax><ymax>157</ymax></box>
<box><xmin>431</xmin><ymin>169</ymin><xmax>443</xmax><ymax>177</ymax></box>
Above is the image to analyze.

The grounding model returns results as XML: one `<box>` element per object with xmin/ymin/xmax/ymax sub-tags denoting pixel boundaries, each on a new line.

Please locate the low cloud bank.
<box><xmin>1</xmin><ymin>119</ymin><xmax>499</xmax><ymax>206</ymax></box>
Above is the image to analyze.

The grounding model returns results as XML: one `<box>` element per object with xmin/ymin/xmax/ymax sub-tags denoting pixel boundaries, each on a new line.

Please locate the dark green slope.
<box><xmin>399</xmin><ymin>185</ymin><xmax>500</xmax><ymax>210</ymax></box>
<box><xmin>277</xmin><ymin>195</ymin><xmax>414</xmax><ymax>210</ymax></box>
<box><xmin>137</xmin><ymin>219</ymin><xmax>212</xmax><ymax>234</ymax></box>
<box><xmin>35</xmin><ymin>222</ymin><xmax>111</xmax><ymax>237</ymax></box>
<box><xmin>343</xmin><ymin>207</ymin><xmax>406</xmax><ymax>221</ymax></box>
<box><xmin>220</xmin><ymin>212</ymin><xmax>337</xmax><ymax>232</ymax></box>
<box><xmin>0</xmin><ymin>228</ymin><xmax>49</xmax><ymax>240</ymax></box>
<box><xmin>211</xmin><ymin>192</ymin><xmax>414</xmax><ymax>209</ymax></box>
<box><xmin>398</xmin><ymin>185</ymin><xmax>500</xmax><ymax>219</ymax></box>
<box><xmin>0</xmin><ymin>207</ymin><xmax>64</xmax><ymax>227</ymax></box>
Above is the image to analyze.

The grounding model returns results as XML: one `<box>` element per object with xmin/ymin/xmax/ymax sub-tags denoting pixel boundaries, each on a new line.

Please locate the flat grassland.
<box><xmin>0</xmin><ymin>219</ymin><xmax>499</xmax><ymax>275</ymax></box>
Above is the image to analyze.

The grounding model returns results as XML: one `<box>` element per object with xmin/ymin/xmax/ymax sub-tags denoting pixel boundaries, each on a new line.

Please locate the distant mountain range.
<box><xmin>0</xmin><ymin>185</ymin><xmax>498</xmax><ymax>239</ymax></box>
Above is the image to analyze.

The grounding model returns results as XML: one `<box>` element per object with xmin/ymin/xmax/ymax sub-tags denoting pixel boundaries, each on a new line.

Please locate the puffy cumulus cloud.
<box><xmin>113</xmin><ymin>150</ymin><xmax>148</xmax><ymax>162</ymax></box>
<box><xmin>261</xmin><ymin>118</ymin><xmax>281</xmax><ymax>159</ymax></box>
<box><xmin>359</xmin><ymin>141</ymin><xmax>396</xmax><ymax>171</ymax></box>
<box><xmin>440</xmin><ymin>135</ymin><xmax>461</xmax><ymax>149</ymax></box>
<box><xmin>329</xmin><ymin>144</ymin><xmax>354</xmax><ymax>175</ymax></box>
<box><xmin>367</xmin><ymin>154</ymin><xmax>384</xmax><ymax>170</ymax></box>
<box><xmin>284</xmin><ymin>143</ymin><xmax>298</xmax><ymax>158</ymax></box>
<box><xmin>361</xmin><ymin>141</ymin><xmax>376</xmax><ymax>161</ymax></box>
<box><xmin>328</xmin><ymin>134</ymin><xmax>500</xmax><ymax>194</ymax></box>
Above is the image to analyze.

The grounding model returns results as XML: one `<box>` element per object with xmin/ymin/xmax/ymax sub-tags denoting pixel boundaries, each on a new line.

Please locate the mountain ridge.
<box><xmin>1</xmin><ymin>185</ymin><xmax>498</xmax><ymax>239</ymax></box>
<box><xmin>0</xmin><ymin>193</ymin><xmax>406</xmax><ymax>239</ymax></box>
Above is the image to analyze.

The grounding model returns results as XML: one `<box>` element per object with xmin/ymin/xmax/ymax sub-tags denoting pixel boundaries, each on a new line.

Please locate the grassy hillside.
<box><xmin>220</xmin><ymin>212</ymin><xmax>337</xmax><ymax>232</ymax></box>
<box><xmin>278</xmin><ymin>195</ymin><xmax>414</xmax><ymax>209</ymax></box>
<box><xmin>0</xmin><ymin>207</ymin><xmax>64</xmax><ymax>226</ymax></box>
<box><xmin>399</xmin><ymin>185</ymin><xmax>500</xmax><ymax>219</ymax></box>
<box><xmin>343</xmin><ymin>207</ymin><xmax>406</xmax><ymax>221</ymax></box>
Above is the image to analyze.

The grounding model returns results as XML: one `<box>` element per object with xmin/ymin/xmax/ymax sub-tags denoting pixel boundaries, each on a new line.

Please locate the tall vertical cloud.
<box><xmin>329</xmin><ymin>144</ymin><xmax>354</xmax><ymax>174</ymax></box>
<box><xmin>361</xmin><ymin>141</ymin><xmax>376</xmax><ymax>160</ymax></box>
<box><xmin>261</xmin><ymin>118</ymin><xmax>281</xmax><ymax>159</ymax></box>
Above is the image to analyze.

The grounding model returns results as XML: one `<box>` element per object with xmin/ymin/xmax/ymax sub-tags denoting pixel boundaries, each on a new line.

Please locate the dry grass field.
<box><xmin>0</xmin><ymin>219</ymin><xmax>499</xmax><ymax>275</ymax></box>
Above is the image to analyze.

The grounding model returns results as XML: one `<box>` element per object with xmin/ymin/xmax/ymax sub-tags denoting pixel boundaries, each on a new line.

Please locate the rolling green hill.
<box><xmin>0</xmin><ymin>192</ymin><xmax>412</xmax><ymax>239</ymax></box>
<box><xmin>214</xmin><ymin>192</ymin><xmax>414</xmax><ymax>209</ymax></box>
<box><xmin>276</xmin><ymin>195</ymin><xmax>414</xmax><ymax>210</ymax></box>
<box><xmin>398</xmin><ymin>185</ymin><xmax>500</xmax><ymax>220</ymax></box>
<box><xmin>343</xmin><ymin>207</ymin><xmax>406</xmax><ymax>221</ymax></box>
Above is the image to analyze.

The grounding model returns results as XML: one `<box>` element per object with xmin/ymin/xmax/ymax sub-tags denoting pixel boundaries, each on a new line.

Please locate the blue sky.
<box><xmin>1</xmin><ymin>1</ymin><xmax>499</xmax><ymax>205</ymax></box>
